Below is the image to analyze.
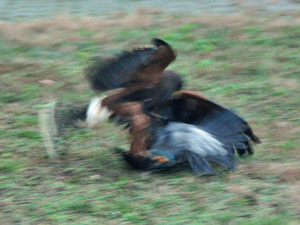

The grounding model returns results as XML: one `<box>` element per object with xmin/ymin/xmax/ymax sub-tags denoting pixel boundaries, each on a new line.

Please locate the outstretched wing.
<box><xmin>122</xmin><ymin>90</ymin><xmax>261</xmax><ymax>175</ymax></box>
<box><xmin>148</xmin><ymin>110</ymin><xmax>256</xmax><ymax>175</ymax></box>
<box><xmin>152</xmin><ymin>90</ymin><xmax>261</xmax><ymax>156</ymax></box>
<box><xmin>86</xmin><ymin>38</ymin><xmax>176</xmax><ymax>91</ymax></box>
<box><xmin>120</xmin><ymin>108</ymin><xmax>260</xmax><ymax>175</ymax></box>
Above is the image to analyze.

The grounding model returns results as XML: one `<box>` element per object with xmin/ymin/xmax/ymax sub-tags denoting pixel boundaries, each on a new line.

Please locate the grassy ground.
<box><xmin>1</xmin><ymin>10</ymin><xmax>300</xmax><ymax>224</ymax></box>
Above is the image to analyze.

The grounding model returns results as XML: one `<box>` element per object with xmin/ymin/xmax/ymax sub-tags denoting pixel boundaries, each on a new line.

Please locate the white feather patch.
<box><xmin>189</xmin><ymin>127</ymin><xmax>227</xmax><ymax>156</ymax></box>
<box><xmin>86</xmin><ymin>97</ymin><xmax>111</xmax><ymax>128</ymax></box>
<box><xmin>165</xmin><ymin>122</ymin><xmax>228</xmax><ymax>157</ymax></box>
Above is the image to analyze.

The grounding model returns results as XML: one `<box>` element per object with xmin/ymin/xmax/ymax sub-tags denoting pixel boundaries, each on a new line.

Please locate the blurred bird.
<box><xmin>41</xmin><ymin>38</ymin><xmax>260</xmax><ymax>175</ymax></box>
<box><xmin>85</xmin><ymin>38</ymin><xmax>181</xmax><ymax>157</ymax></box>
<box><xmin>122</xmin><ymin>90</ymin><xmax>260</xmax><ymax>175</ymax></box>
<box><xmin>84</xmin><ymin>38</ymin><xmax>260</xmax><ymax>175</ymax></box>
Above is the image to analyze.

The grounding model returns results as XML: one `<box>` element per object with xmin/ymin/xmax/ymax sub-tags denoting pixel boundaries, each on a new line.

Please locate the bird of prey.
<box><xmin>85</xmin><ymin>38</ymin><xmax>181</xmax><ymax>157</ymax></box>
<box><xmin>84</xmin><ymin>38</ymin><xmax>260</xmax><ymax>175</ymax></box>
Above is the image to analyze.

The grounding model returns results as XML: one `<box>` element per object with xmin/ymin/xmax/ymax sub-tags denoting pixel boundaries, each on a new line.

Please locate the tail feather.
<box><xmin>187</xmin><ymin>153</ymin><xmax>213</xmax><ymax>175</ymax></box>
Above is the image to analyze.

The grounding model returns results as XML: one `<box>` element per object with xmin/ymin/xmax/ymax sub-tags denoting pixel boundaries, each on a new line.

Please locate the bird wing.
<box><xmin>150</xmin><ymin>120</ymin><xmax>237</xmax><ymax>175</ymax></box>
<box><xmin>86</xmin><ymin>38</ymin><xmax>176</xmax><ymax>91</ymax></box>
<box><xmin>121</xmin><ymin>90</ymin><xmax>261</xmax><ymax>174</ymax></box>
<box><xmin>152</xmin><ymin>90</ymin><xmax>261</xmax><ymax>156</ymax></box>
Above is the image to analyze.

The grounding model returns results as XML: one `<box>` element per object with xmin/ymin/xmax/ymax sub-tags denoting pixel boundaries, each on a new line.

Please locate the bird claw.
<box><xmin>151</xmin><ymin>155</ymin><xmax>170</xmax><ymax>163</ymax></box>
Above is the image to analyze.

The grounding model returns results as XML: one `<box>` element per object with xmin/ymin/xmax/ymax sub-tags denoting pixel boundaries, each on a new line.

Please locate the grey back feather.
<box><xmin>150</xmin><ymin>111</ymin><xmax>254</xmax><ymax>174</ymax></box>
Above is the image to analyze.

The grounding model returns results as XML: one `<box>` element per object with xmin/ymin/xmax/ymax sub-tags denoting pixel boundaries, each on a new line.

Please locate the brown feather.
<box><xmin>109</xmin><ymin>102</ymin><xmax>151</xmax><ymax>156</ymax></box>
<box><xmin>86</xmin><ymin>38</ymin><xmax>176</xmax><ymax>91</ymax></box>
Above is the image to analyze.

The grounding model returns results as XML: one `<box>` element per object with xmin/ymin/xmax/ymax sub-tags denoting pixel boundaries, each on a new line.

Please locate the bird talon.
<box><xmin>151</xmin><ymin>156</ymin><xmax>170</xmax><ymax>163</ymax></box>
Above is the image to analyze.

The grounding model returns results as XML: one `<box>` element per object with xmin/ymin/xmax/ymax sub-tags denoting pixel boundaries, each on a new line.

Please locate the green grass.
<box><xmin>0</xmin><ymin>12</ymin><xmax>300</xmax><ymax>224</ymax></box>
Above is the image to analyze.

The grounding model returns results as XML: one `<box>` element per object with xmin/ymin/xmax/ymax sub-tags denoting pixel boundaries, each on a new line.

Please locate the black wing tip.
<box><xmin>152</xmin><ymin>38</ymin><xmax>170</xmax><ymax>47</ymax></box>
<box><xmin>85</xmin><ymin>62</ymin><xmax>112</xmax><ymax>91</ymax></box>
<box><xmin>85</xmin><ymin>74</ymin><xmax>110</xmax><ymax>91</ymax></box>
<box><xmin>244</xmin><ymin>127</ymin><xmax>261</xmax><ymax>144</ymax></box>
<box><xmin>252</xmin><ymin>135</ymin><xmax>261</xmax><ymax>144</ymax></box>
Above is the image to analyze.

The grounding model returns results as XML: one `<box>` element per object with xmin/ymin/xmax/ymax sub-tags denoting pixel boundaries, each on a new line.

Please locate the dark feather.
<box><xmin>86</xmin><ymin>38</ymin><xmax>176</xmax><ymax>91</ymax></box>
<box><xmin>155</xmin><ymin>91</ymin><xmax>260</xmax><ymax>145</ymax></box>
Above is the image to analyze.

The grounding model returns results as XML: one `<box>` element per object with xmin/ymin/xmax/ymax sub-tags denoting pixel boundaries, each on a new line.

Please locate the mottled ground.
<box><xmin>0</xmin><ymin>10</ymin><xmax>300</xmax><ymax>224</ymax></box>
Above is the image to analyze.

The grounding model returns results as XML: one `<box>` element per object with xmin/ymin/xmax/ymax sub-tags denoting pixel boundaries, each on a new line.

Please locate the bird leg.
<box><xmin>105</xmin><ymin>100</ymin><xmax>151</xmax><ymax>157</ymax></box>
<box><xmin>129</xmin><ymin>112</ymin><xmax>151</xmax><ymax>157</ymax></box>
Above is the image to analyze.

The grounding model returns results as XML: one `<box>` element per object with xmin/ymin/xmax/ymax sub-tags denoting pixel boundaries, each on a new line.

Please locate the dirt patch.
<box><xmin>0</xmin><ymin>58</ymin><xmax>42</xmax><ymax>75</ymax></box>
<box><xmin>0</xmin><ymin>9</ymin><xmax>158</xmax><ymax>46</ymax></box>
<box><xmin>238</xmin><ymin>162</ymin><xmax>300</xmax><ymax>182</ymax></box>
<box><xmin>0</xmin><ymin>11</ymin><xmax>299</xmax><ymax>47</ymax></box>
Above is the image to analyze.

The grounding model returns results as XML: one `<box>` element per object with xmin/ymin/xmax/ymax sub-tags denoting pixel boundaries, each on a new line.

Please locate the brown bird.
<box><xmin>85</xmin><ymin>38</ymin><xmax>182</xmax><ymax>157</ymax></box>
